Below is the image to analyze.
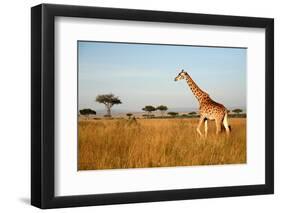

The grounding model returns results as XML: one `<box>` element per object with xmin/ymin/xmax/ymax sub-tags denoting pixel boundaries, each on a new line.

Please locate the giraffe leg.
<box><xmin>204</xmin><ymin>119</ymin><xmax>208</xmax><ymax>138</ymax></box>
<box><xmin>223</xmin><ymin>113</ymin><xmax>230</xmax><ymax>135</ymax></box>
<box><xmin>215</xmin><ymin>118</ymin><xmax>222</xmax><ymax>135</ymax></box>
<box><xmin>197</xmin><ymin>116</ymin><xmax>204</xmax><ymax>137</ymax></box>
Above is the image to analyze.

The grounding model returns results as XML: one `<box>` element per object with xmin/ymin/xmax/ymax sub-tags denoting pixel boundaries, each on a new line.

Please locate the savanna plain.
<box><xmin>78</xmin><ymin>118</ymin><xmax>246</xmax><ymax>170</ymax></box>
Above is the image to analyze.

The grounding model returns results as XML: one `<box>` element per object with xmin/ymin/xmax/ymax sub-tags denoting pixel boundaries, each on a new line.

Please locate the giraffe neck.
<box><xmin>185</xmin><ymin>74</ymin><xmax>208</xmax><ymax>103</ymax></box>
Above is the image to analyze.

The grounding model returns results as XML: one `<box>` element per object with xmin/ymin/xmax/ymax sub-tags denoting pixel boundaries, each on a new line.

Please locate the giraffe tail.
<box><xmin>222</xmin><ymin>111</ymin><xmax>231</xmax><ymax>132</ymax></box>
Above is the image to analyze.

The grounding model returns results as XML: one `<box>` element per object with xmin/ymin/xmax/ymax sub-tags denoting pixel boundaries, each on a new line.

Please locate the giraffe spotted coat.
<box><xmin>175</xmin><ymin>70</ymin><xmax>230</xmax><ymax>136</ymax></box>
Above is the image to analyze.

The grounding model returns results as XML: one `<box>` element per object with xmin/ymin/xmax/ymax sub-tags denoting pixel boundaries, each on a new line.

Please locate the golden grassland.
<box><xmin>78</xmin><ymin>118</ymin><xmax>246</xmax><ymax>170</ymax></box>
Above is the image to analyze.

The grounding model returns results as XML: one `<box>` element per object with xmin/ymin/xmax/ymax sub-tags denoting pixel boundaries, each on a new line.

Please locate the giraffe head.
<box><xmin>174</xmin><ymin>69</ymin><xmax>188</xmax><ymax>81</ymax></box>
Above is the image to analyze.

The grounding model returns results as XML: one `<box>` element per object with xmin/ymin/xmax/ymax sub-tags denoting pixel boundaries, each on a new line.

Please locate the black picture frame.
<box><xmin>31</xmin><ymin>3</ymin><xmax>274</xmax><ymax>209</ymax></box>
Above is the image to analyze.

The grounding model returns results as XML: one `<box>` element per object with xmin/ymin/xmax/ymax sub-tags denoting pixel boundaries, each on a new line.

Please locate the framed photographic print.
<box><xmin>31</xmin><ymin>3</ymin><xmax>274</xmax><ymax>209</ymax></box>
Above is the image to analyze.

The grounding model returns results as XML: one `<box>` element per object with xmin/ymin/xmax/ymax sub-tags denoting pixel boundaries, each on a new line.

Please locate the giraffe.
<box><xmin>174</xmin><ymin>69</ymin><xmax>230</xmax><ymax>137</ymax></box>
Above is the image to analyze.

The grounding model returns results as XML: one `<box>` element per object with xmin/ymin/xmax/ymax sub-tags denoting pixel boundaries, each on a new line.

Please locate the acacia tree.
<box><xmin>96</xmin><ymin>94</ymin><xmax>122</xmax><ymax>117</ymax></box>
<box><xmin>157</xmin><ymin>105</ymin><xmax>168</xmax><ymax>117</ymax></box>
<box><xmin>142</xmin><ymin>105</ymin><xmax>156</xmax><ymax>118</ymax></box>
<box><xmin>79</xmin><ymin>108</ymin><xmax>96</xmax><ymax>117</ymax></box>
<box><xmin>188</xmin><ymin>111</ymin><xmax>197</xmax><ymax>117</ymax></box>
<box><xmin>232</xmin><ymin>108</ymin><xmax>243</xmax><ymax>115</ymax></box>
<box><xmin>126</xmin><ymin>113</ymin><xmax>133</xmax><ymax>119</ymax></box>
<box><xmin>167</xmin><ymin>112</ymin><xmax>179</xmax><ymax>117</ymax></box>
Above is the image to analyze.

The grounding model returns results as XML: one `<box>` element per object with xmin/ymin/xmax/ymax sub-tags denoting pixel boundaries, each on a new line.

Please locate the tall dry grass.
<box><xmin>78</xmin><ymin>118</ymin><xmax>246</xmax><ymax>170</ymax></box>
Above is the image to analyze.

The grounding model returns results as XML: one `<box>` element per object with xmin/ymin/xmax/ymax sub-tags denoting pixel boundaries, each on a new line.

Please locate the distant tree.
<box><xmin>142</xmin><ymin>105</ymin><xmax>156</xmax><ymax>117</ymax></box>
<box><xmin>188</xmin><ymin>111</ymin><xmax>197</xmax><ymax>117</ymax></box>
<box><xmin>167</xmin><ymin>112</ymin><xmax>179</xmax><ymax>117</ymax></box>
<box><xmin>143</xmin><ymin>114</ymin><xmax>155</xmax><ymax>118</ymax></box>
<box><xmin>232</xmin><ymin>109</ymin><xmax>243</xmax><ymax>115</ymax></box>
<box><xmin>79</xmin><ymin>108</ymin><xmax>96</xmax><ymax>117</ymax></box>
<box><xmin>96</xmin><ymin>94</ymin><xmax>122</xmax><ymax>117</ymax></box>
<box><xmin>227</xmin><ymin>110</ymin><xmax>231</xmax><ymax>114</ymax></box>
<box><xmin>126</xmin><ymin>113</ymin><xmax>133</xmax><ymax>119</ymax></box>
<box><xmin>156</xmin><ymin>105</ymin><xmax>168</xmax><ymax>117</ymax></box>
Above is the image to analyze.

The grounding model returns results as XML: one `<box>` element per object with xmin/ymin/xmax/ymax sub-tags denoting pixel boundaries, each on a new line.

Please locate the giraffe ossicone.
<box><xmin>175</xmin><ymin>69</ymin><xmax>230</xmax><ymax>136</ymax></box>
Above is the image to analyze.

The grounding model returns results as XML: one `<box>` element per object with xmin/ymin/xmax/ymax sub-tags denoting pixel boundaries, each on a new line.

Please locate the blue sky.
<box><xmin>78</xmin><ymin>41</ymin><xmax>246</xmax><ymax>112</ymax></box>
